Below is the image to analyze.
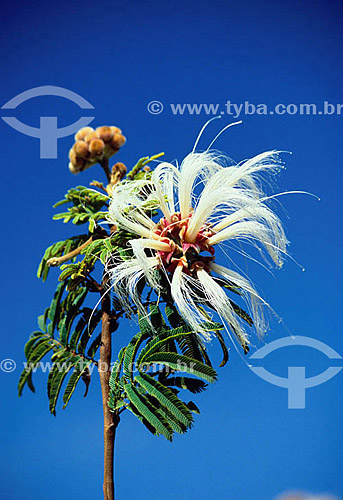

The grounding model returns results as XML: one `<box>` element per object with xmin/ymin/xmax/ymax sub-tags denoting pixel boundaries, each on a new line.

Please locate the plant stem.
<box><xmin>99</xmin><ymin>272</ymin><xmax>119</xmax><ymax>500</ymax></box>
<box><xmin>100</xmin><ymin>158</ymin><xmax>111</xmax><ymax>183</ymax></box>
<box><xmin>47</xmin><ymin>237</ymin><xmax>93</xmax><ymax>267</ymax></box>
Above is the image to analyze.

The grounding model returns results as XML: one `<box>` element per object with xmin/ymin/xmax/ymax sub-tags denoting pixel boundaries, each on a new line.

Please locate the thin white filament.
<box><xmin>206</xmin><ymin>120</ymin><xmax>243</xmax><ymax>150</ymax></box>
<box><xmin>192</xmin><ymin>115</ymin><xmax>222</xmax><ymax>152</ymax></box>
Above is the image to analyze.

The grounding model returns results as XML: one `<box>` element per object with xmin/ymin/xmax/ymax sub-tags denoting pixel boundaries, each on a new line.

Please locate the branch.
<box><xmin>100</xmin><ymin>158</ymin><xmax>111</xmax><ymax>183</ymax></box>
<box><xmin>90</xmin><ymin>181</ymin><xmax>108</xmax><ymax>194</ymax></box>
<box><xmin>86</xmin><ymin>275</ymin><xmax>103</xmax><ymax>293</ymax></box>
<box><xmin>99</xmin><ymin>271</ymin><xmax>118</xmax><ymax>500</ymax></box>
<box><xmin>47</xmin><ymin>237</ymin><xmax>93</xmax><ymax>267</ymax></box>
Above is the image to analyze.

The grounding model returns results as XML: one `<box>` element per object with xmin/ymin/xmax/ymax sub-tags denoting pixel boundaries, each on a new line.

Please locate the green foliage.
<box><xmin>229</xmin><ymin>299</ymin><xmax>253</xmax><ymax>326</ymax></box>
<box><xmin>53</xmin><ymin>186</ymin><xmax>108</xmax><ymax>228</ymax></box>
<box><xmin>21</xmin><ymin>150</ymin><xmax>256</xmax><ymax>444</ymax></box>
<box><xmin>22</xmin><ymin>154</ymin><xmax>168</xmax><ymax>419</ymax></box>
<box><xmin>36</xmin><ymin>154</ymin><xmax>166</xmax><ymax>287</ymax></box>
<box><xmin>37</xmin><ymin>235</ymin><xmax>89</xmax><ymax>282</ymax></box>
<box><xmin>37</xmin><ymin>183</ymin><xmax>113</xmax><ymax>284</ymax></box>
<box><xmin>108</xmin><ymin>306</ymin><xmax>220</xmax><ymax>441</ymax></box>
<box><xmin>126</xmin><ymin>152</ymin><xmax>165</xmax><ymax>180</ymax></box>
<box><xmin>163</xmin><ymin>376</ymin><xmax>207</xmax><ymax>394</ymax></box>
<box><xmin>18</xmin><ymin>281</ymin><xmax>101</xmax><ymax>415</ymax></box>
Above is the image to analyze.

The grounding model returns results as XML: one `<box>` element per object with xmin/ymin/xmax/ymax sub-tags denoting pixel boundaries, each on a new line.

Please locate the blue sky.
<box><xmin>0</xmin><ymin>1</ymin><xmax>342</xmax><ymax>499</ymax></box>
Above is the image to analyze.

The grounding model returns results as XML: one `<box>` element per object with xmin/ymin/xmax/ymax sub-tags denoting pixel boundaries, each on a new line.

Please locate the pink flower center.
<box><xmin>153</xmin><ymin>212</ymin><xmax>215</xmax><ymax>275</ymax></box>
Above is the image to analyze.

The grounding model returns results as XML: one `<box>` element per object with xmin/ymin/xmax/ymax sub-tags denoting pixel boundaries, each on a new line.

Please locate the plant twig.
<box><xmin>100</xmin><ymin>158</ymin><xmax>111</xmax><ymax>183</ymax></box>
<box><xmin>90</xmin><ymin>180</ymin><xmax>108</xmax><ymax>194</ymax></box>
<box><xmin>86</xmin><ymin>275</ymin><xmax>103</xmax><ymax>293</ymax></box>
<box><xmin>47</xmin><ymin>237</ymin><xmax>93</xmax><ymax>267</ymax></box>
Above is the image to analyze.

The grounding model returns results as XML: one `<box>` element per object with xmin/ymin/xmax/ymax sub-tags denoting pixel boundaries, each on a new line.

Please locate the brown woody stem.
<box><xmin>100</xmin><ymin>157</ymin><xmax>111</xmax><ymax>183</ymax></box>
<box><xmin>99</xmin><ymin>272</ymin><xmax>119</xmax><ymax>500</ymax></box>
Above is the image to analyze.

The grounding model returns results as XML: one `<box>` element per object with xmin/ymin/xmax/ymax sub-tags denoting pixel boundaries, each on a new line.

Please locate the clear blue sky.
<box><xmin>0</xmin><ymin>1</ymin><xmax>342</xmax><ymax>499</ymax></box>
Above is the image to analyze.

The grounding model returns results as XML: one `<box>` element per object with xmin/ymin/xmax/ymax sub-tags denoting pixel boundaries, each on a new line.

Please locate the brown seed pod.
<box><xmin>84</xmin><ymin>131</ymin><xmax>100</xmax><ymax>144</ymax></box>
<box><xmin>89</xmin><ymin>139</ymin><xmax>105</xmax><ymax>156</ymax></box>
<box><xmin>96</xmin><ymin>126</ymin><xmax>113</xmax><ymax>143</ymax></box>
<box><xmin>73</xmin><ymin>140</ymin><xmax>89</xmax><ymax>158</ymax></box>
<box><xmin>75</xmin><ymin>127</ymin><xmax>94</xmax><ymax>141</ymax></box>
<box><xmin>111</xmin><ymin>132</ymin><xmax>126</xmax><ymax>149</ymax></box>
<box><xmin>110</xmin><ymin>126</ymin><xmax>121</xmax><ymax>135</ymax></box>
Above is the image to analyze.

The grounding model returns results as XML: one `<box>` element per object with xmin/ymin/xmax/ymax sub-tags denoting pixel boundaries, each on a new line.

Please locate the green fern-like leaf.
<box><xmin>18</xmin><ymin>339</ymin><xmax>54</xmax><ymax>396</ymax></box>
<box><xmin>135</xmin><ymin>373</ymin><xmax>193</xmax><ymax>428</ymax></box>
<box><xmin>62</xmin><ymin>359</ymin><xmax>92</xmax><ymax>409</ymax></box>
<box><xmin>123</xmin><ymin>334</ymin><xmax>146</xmax><ymax>381</ymax></box>
<box><xmin>48</xmin><ymin>282</ymin><xmax>67</xmax><ymax>337</ymax></box>
<box><xmin>163</xmin><ymin>376</ymin><xmax>208</xmax><ymax>394</ymax></box>
<box><xmin>48</xmin><ymin>353</ymin><xmax>75</xmax><ymax>415</ymax></box>
<box><xmin>124</xmin><ymin>383</ymin><xmax>173</xmax><ymax>440</ymax></box>
<box><xmin>144</xmin><ymin>352</ymin><xmax>217</xmax><ymax>383</ymax></box>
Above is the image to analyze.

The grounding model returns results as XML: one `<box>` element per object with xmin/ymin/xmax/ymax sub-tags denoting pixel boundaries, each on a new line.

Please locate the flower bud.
<box><xmin>84</xmin><ymin>131</ymin><xmax>100</xmax><ymax>144</ymax></box>
<box><xmin>69</xmin><ymin>148</ymin><xmax>76</xmax><ymax>161</ymax></box>
<box><xmin>111</xmin><ymin>162</ymin><xmax>127</xmax><ymax>181</ymax></box>
<box><xmin>111</xmin><ymin>132</ymin><xmax>126</xmax><ymax>149</ymax></box>
<box><xmin>89</xmin><ymin>139</ymin><xmax>105</xmax><ymax>156</ymax></box>
<box><xmin>69</xmin><ymin>162</ymin><xmax>80</xmax><ymax>174</ymax></box>
<box><xmin>110</xmin><ymin>126</ymin><xmax>121</xmax><ymax>135</ymax></box>
<box><xmin>75</xmin><ymin>127</ymin><xmax>94</xmax><ymax>141</ymax></box>
<box><xmin>96</xmin><ymin>126</ymin><xmax>113</xmax><ymax>143</ymax></box>
<box><xmin>69</xmin><ymin>154</ymin><xmax>86</xmax><ymax>172</ymax></box>
<box><xmin>70</xmin><ymin>125</ymin><xmax>126</xmax><ymax>174</ymax></box>
<box><xmin>73</xmin><ymin>140</ymin><xmax>89</xmax><ymax>158</ymax></box>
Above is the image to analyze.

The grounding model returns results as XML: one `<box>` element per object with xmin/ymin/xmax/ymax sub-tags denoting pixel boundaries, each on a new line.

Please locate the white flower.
<box><xmin>107</xmin><ymin>149</ymin><xmax>289</xmax><ymax>352</ymax></box>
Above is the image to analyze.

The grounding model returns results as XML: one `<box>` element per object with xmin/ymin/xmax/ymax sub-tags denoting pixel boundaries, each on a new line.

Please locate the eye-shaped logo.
<box><xmin>249</xmin><ymin>336</ymin><xmax>342</xmax><ymax>409</ymax></box>
<box><xmin>1</xmin><ymin>85</ymin><xmax>95</xmax><ymax>159</ymax></box>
